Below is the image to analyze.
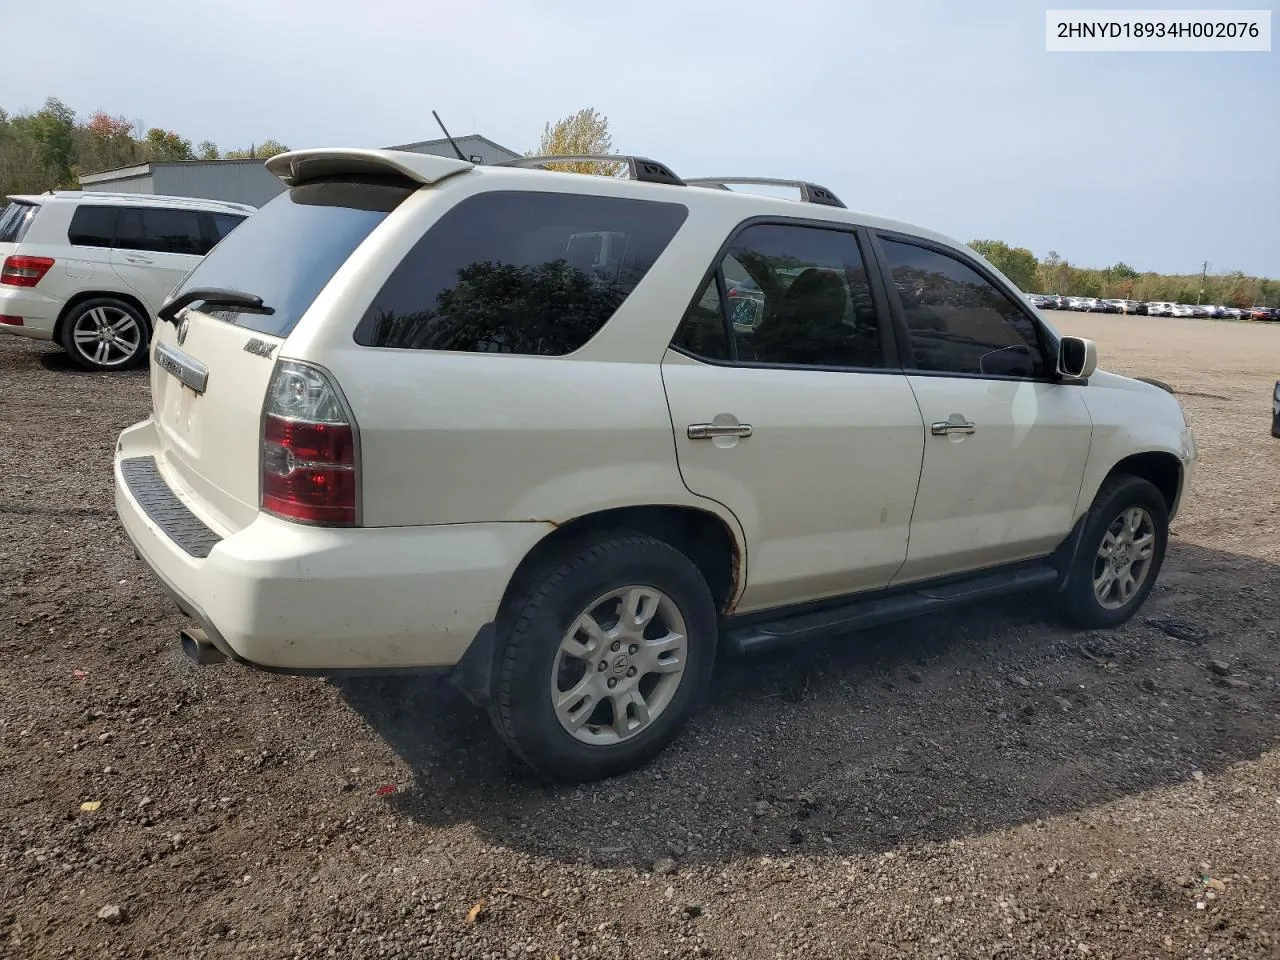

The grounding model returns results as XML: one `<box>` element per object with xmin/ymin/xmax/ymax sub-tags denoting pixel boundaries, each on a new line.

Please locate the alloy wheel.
<box><xmin>550</xmin><ymin>586</ymin><xmax>688</xmax><ymax>745</ymax></box>
<box><xmin>71</xmin><ymin>305</ymin><xmax>143</xmax><ymax>368</ymax></box>
<box><xmin>1092</xmin><ymin>506</ymin><xmax>1156</xmax><ymax>609</ymax></box>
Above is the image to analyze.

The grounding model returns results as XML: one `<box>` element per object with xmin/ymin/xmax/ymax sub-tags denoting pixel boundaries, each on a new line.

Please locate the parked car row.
<box><xmin>1025</xmin><ymin>293</ymin><xmax>1277</xmax><ymax>321</ymax></box>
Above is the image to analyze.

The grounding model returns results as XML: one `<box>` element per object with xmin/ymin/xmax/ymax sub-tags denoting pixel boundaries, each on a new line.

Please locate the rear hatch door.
<box><xmin>150</xmin><ymin>172</ymin><xmax>422</xmax><ymax>532</ymax></box>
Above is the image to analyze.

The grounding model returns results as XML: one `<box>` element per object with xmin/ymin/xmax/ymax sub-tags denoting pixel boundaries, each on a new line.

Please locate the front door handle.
<box><xmin>931</xmin><ymin>417</ymin><xmax>976</xmax><ymax>436</ymax></box>
<box><xmin>688</xmin><ymin>422</ymin><xmax>753</xmax><ymax>440</ymax></box>
<box><xmin>125</xmin><ymin>255</ymin><xmax>154</xmax><ymax>265</ymax></box>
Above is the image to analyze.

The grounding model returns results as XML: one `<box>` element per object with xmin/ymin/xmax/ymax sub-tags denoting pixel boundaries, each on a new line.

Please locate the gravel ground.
<box><xmin>2</xmin><ymin>313</ymin><xmax>1278</xmax><ymax>959</ymax></box>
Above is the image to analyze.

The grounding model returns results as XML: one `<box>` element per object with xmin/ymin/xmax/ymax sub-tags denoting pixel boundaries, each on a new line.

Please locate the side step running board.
<box><xmin>723</xmin><ymin>564</ymin><xmax>1059</xmax><ymax>656</ymax></box>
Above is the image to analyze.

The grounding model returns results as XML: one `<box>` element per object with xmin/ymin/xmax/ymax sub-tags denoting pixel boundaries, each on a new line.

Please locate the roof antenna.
<box><xmin>432</xmin><ymin>110</ymin><xmax>468</xmax><ymax>162</ymax></box>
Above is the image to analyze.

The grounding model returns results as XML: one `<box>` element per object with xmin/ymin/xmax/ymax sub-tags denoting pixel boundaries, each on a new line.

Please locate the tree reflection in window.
<box><xmin>355</xmin><ymin>192</ymin><xmax>688</xmax><ymax>356</ymax></box>
<box><xmin>879</xmin><ymin>239</ymin><xmax>1045</xmax><ymax>378</ymax></box>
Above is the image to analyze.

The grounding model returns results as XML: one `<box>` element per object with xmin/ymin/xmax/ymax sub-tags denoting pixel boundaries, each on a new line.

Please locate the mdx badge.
<box><xmin>244</xmin><ymin>338</ymin><xmax>275</xmax><ymax>359</ymax></box>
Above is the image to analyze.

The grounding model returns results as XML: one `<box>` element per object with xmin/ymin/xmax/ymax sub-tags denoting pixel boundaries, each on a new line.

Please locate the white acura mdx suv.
<box><xmin>113</xmin><ymin>148</ymin><xmax>1196</xmax><ymax>780</ymax></box>
<box><xmin>0</xmin><ymin>191</ymin><xmax>253</xmax><ymax>370</ymax></box>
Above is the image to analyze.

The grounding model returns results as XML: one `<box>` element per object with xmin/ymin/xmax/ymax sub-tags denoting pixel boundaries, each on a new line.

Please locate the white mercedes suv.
<box><xmin>113</xmin><ymin>148</ymin><xmax>1196</xmax><ymax>780</ymax></box>
<box><xmin>0</xmin><ymin>191</ymin><xmax>254</xmax><ymax>370</ymax></box>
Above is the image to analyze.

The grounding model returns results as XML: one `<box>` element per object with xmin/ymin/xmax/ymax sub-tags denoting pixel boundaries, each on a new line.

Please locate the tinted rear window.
<box><xmin>116</xmin><ymin>207</ymin><xmax>206</xmax><ymax>255</ymax></box>
<box><xmin>173</xmin><ymin>179</ymin><xmax>411</xmax><ymax>337</ymax></box>
<box><xmin>68</xmin><ymin>205</ymin><xmax>119</xmax><ymax>247</ymax></box>
<box><xmin>210</xmin><ymin>213</ymin><xmax>246</xmax><ymax>243</ymax></box>
<box><xmin>0</xmin><ymin>201</ymin><xmax>39</xmax><ymax>243</ymax></box>
<box><xmin>354</xmin><ymin>191</ymin><xmax>688</xmax><ymax>355</ymax></box>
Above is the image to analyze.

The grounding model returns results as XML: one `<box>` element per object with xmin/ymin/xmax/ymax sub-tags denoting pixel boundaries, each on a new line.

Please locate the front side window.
<box><xmin>879</xmin><ymin>238</ymin><xmax>1046</xmax><ymax>378</ymax></box>
<box><xmin>115</xmin><ymin>208</ymin><xmax>206</xmax><ymax>256</ymax></box>
<box><xmin>67</xmin><ymin>205</ymin><xmax>119</xmax><ymax>248</ymax></box>
<box><xmin>354</xmin><ymin>191</ymin><xmax>688</xmax><ymax>355</ymax></box>
<box><xmin>673</xmin><ymin>223</ymin><xmax>885</xmax><ymax>368</ymax></box>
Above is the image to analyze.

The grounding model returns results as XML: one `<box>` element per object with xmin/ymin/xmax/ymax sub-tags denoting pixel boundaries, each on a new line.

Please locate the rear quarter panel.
<box><xmin>281</xmin><ymin>175</ymin><xmax>751</xmax><ymax>538</ymax></box>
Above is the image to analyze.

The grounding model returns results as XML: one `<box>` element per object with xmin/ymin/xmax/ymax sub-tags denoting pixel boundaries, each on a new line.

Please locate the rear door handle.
<box><xmin>688</xmin><ymin>423</ymin><xmax>753</xmax><ymax>440</ymax></box>
<box><xmin>931</xmin><ymin>418</ymin><xmax>976</xmax><ymax>436</ymax></box>
<box><xmin>125</xmin><ymin>255</ymin><xmax>154</xmax><ymax>265</ymax></box>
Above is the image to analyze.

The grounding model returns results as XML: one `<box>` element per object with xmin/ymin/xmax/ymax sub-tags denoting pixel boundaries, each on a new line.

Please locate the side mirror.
<box><xmin>1058</xmin><ymin>336</ymin><xmax>1097</xmax><ymax>379</ymax></box>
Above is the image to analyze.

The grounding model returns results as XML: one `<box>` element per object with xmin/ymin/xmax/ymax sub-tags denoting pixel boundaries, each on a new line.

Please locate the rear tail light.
<box><xmin>1</xmin><ymin>255</ymin><xmax>55</xmax><ymax>287</ymax></box>
<box><xmin>260</xmin><ymin>361</ymin><xmax>359</xmax><ymax>526</ymax></box>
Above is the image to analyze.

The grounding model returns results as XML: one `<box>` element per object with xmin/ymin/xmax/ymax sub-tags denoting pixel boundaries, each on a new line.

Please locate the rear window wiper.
<box><xmin>158</xmin><ymin>288</ymin><xmax>276</xmax><ymax>326</ymax></box>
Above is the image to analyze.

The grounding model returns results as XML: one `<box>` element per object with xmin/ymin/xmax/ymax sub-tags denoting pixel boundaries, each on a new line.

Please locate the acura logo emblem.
<box><xmin>176</xmin><ymin>316</ymin><xmax>190</xmax><ymax>345</ymax></box>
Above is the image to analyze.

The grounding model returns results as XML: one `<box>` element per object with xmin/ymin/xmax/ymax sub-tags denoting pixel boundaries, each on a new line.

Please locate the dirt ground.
<box><xmin>2</xmin><ymin>313</ymin><xmax>1278</xmax><ymax>960</ymax></box>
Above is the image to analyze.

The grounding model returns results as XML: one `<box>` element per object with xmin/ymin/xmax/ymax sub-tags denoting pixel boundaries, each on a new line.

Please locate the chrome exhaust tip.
<box><xmin>180</xmin><ymin>627</ymin><xmax>227</xmax><ymax>666</ymax></box>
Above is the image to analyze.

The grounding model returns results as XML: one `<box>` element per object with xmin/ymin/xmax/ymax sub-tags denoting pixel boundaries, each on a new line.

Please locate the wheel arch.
<box><xmin>53</xmin><ymin>289</ymin><xmax>154</xmax><ymax>344</ymax></box>
<box><xmin>499</xmin><ymin>504</ymin><xmax>745</xmax><ymax>622</ymax></box>
<box><xmin>453</xmin><ymin>503</ymin><xmax>745</xmax><ymax>711</ymax></box>
<box><xmin>1101</xmin><ymin>451</ymin><xmax>1183</xmax><ymax>516</ymax></box>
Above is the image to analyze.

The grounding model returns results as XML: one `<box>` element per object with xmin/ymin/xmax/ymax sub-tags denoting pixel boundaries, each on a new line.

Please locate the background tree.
<box><xmin>196</xmin><ymin>140</ymin><xmax>220</xmax><ymax>160</ymax></box>
<box><xmin>23</xmin><ymin>97</ymin><xmax>78</xmax><ymax>187</ymax></box>
<box><xmin>224</xmin><ymin>139</ymin><xmax>290</xmax><ymax>159</ymax></box>
<box><xmin>1</xmin><ymin>108</ymin><xmax>60</xmax><ymax>197</ymax></box>
<box><xmin>969</xmin><ymin>239</ymin><xmax>1039</xmax><ymax>291</ymax></box>
<box><xmin>141</xmin><ymin>127</ymin><xmax>194</xmax><ymax>161</ymax></box>
<box><xmin>76</xmin><ymin>111</ymin><xmax>138</xmax><ymax>175</ymax></box>
<box><xmin>531</xmin><ymin>107</ymin><xmax>621</xmax><ymax>176</ymax></box>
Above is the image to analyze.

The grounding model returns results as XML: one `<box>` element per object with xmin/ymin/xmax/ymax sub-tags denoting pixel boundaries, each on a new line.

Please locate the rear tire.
<box><xmin>1058</xmin><ymin>475</ymin><xmax>1169</xmax><ymax>629</ymax></box>
<box><xmin>60</xmin><ymin>297</ymin><xmax>149</xmax><ymax>372</ymax></box>
<box><xmin>487</xmin><ymin>534</ymin><xmax>717</xmax><ymax>782</ymax></box>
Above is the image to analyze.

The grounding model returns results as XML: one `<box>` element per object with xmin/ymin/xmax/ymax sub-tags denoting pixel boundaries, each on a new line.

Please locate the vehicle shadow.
<box><xmin>37</xmin><ymin>349</ymin><xmax>150</xmax><ymax>376</ymax></box>
<box><xmin>337</xmin><ymin>539</ymin><xmax>1280</xmax><ymax>868</ymax></box>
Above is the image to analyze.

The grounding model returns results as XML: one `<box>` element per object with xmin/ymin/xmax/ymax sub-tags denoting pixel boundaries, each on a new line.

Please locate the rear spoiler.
<box><xmin>265</xmin><ymin>148</ymin><xmax>474</xmax><ymax>188</ymax></box>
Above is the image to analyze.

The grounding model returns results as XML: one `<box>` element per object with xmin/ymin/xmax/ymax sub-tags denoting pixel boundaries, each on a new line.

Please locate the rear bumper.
<box><xmin>0</xmin><ymin>286</ymin><xmax>60</xmax><ymax>340</ymax></box>
<box><xmin>113</xmin><ymin>416</ymin><xmax>551</xmax><ymax>671</ymax></box>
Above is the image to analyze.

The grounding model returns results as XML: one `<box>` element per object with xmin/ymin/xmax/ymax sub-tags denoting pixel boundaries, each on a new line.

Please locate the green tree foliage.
<box><xmin>531</xmin><ymin>107</ymin><xmax>621</xmax><ymax>176</ymax></box>
<box><xmin>77</xmin><ymin>111</ymin><xmax>139</xmax><ymax>174</ymax></box>
<box><xmin>0</xmin><ymin>97</ymin><xmax>290</xmax><ymax>195</ymax></box>
<box><xmin>224</xmin><ymin>139</ymin><xmax>290</xmax><ymax>159</ymax></box>
<box><xmin>142</xmin><ymin>128</ymin><xmax>194</xmax><ymax>161</ymax></box>
<box><xmin>969</xmin><ymin>239</ymin><xmax>1039</xmax><ymax>291</ymax></box>
<box><xmin>994</xmin><ymin>238</ymin><xmax>1276</xmax><ymax>307</ymax></box>
<box><xmin>27</xmin><ymin>97</ymin><xmax>79</xmax><ymax>186</ymax></box>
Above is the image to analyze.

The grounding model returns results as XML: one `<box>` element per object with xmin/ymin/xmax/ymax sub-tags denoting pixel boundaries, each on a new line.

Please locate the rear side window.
<box><xmin>115</xmin><ymin>207</ymin><xmax>206</xmax><ymax>256</ymax></box>
<box><xmin>210</xmin><ymin>213</ymin><xmax>246</xmax><ymax>243</ymax></box>
<box><xmin>354</xmin><ymin>191</ymin><xmax>688</xmax><ymax>355</ymax></box>
<box><xmin>0</xmin><ymin>201</ymin><xmax>38</xmax><ymax>243</ymax></box>
<box><xmin>172</xmin><ymin>179</ymin><xmax>412</xmax><ymax>337</ymax></box>
<box><xmin>68</xmin><ymin>205</ymin><xmax>119</xmax><ymax>248</ymax></box>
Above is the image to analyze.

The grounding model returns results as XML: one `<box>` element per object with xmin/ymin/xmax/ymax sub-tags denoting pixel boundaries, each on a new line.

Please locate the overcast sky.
<box><xmin>7</xmin><ymin>0</ymin><xmax>1277</xmax><ymax>275</ymax></box>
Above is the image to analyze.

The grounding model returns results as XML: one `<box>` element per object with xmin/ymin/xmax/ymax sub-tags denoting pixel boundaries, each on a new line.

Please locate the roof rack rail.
<box><xmin>496</xmin><ymin>154</ymin><xmax>685</xmax><ymax>186</ymax></box>
<box><xmin>685</xmin><ymin>177</ymin><xmax>846</xmax><ymax>209</ymax></box>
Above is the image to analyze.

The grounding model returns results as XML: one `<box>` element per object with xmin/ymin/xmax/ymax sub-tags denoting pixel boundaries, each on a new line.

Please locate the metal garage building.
<box><xmin>79</xmin><ymin>135</ymin><xmax>522</xmax><ymax>208</ymax></box>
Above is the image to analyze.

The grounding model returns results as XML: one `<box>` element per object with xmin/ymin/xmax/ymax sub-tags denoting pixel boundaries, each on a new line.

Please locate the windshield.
<box><xmin>172</xmin><ymin>178</ymin><xmax>413</xmax><ymax>337</ymax></box>
<box><xmin>0</xmin><ymin>201</ymin><xmax>39</xmax><ymax>243</ymax></box>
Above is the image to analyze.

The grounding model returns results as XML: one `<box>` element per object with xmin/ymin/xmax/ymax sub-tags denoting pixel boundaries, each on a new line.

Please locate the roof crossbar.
<box><xmin>685</xmin><ymin>177</ymin><xmax>846</xmax><ymax>208</ymax></box>
<box><xmin>495</xmin><ymin>154</ymin><xmax>685</xmax><ymax>186</ymax></box>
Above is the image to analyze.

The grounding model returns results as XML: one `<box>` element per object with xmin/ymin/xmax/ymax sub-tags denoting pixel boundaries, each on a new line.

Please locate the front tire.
<box><xmin>1059</xmin><ymin>475</ymin><xmax>1169</xmax><ymax>629</ymax></box>
<box><xmin>60</xmin><ymin>298</ymin><xmax>149</xmax><ymax>372</ymax></box>
<box><xmin>488</xmin><ymin>535</ymin><xmax>718</xmax><ymax>781</ymax></box>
